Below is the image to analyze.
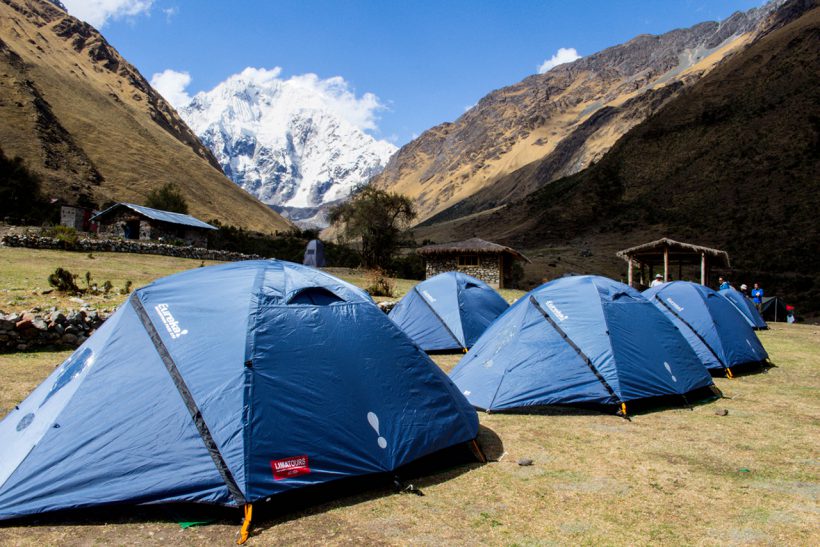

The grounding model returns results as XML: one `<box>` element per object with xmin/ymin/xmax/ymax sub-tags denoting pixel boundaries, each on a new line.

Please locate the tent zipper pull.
<box><xmin>237</xmin><ymin>503</ymin><xmax>253</xmax><ymax>545</ymax></box>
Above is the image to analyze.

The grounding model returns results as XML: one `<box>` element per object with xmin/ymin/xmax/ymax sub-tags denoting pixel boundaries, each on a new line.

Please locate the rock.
<box><xmin>64</xmin><ymin>325</ymin><xmax>79</xmax><ymax>335</ymax></box>
<box><xmin>32</xmin><ymin>318</ymin><xmax>48</xmax><ymax>331</ymax></box>
<box><xmin>715</xmin><ymin>408</ymin><xmax>729</xmax><ymax>416</ymax></box>
<box><xmin>60</xmin><ymin>333</ymin><xmax>78</xmax><ymax>345</ymax></box>
<box><xmin>49</xmin><ymin>312</ymin><xmax>66</xmax><ymax>324</ymax></box>
<box><xmin>518</xmin><ymin>458</ymin><xmax>534</xmax><ymax>466</ymax></box>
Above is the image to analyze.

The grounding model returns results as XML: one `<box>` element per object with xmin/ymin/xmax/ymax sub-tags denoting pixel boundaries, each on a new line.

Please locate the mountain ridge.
<box><xmin>0</xmin><ymin>0</ymin><xmax>292</xmax><ymax>233</ymax></box>
<box><xmin>373</xmin><ymin>1</ymin><xmax>783</xmax><ymax>223</ymax></box>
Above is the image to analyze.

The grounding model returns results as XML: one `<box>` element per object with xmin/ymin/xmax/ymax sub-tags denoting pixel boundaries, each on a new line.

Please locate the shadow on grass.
<box><xmin>482</xmin><ymin>386</ymin><xmax>724</xmax><ymax>419</ymax></box>
<box><xmin>710</xmin><ymin>360</ymin><xmax>777</xmax><ymax>378</ymax></box>
<box><xmin>0</xmin><ymin>425</ymin><xmax>504</xmax><ymax>537</ymax></box>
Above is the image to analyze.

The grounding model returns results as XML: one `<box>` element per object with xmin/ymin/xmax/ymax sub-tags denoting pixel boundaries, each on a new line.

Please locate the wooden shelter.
<box><xmin>616</xmin><ymin>238</ymin><xmax>730</xmax><ymax>287</ymax></box>
<box><xmin>416</xmin><ymin>238</ymin><xmax>530</xmax><ymax>289</ymax></box>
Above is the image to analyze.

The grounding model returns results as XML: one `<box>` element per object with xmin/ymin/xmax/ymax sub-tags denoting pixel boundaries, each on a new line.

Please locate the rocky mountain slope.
<box><xmin>418</xmin><ymin>0</ymin><xmax>819</xmax><ymax>315</ymax></box>
<box><xmin>0</xmin><ymin>0</ymin><xmax>292</xmax><ymax>233</ymax></box>
<box><xmin>373</xmin><ymin>1</ymin><xmax>783</xmax><ymax>223</ymax></box>
<box><xmin>178</xmin><ymin>71</ymin><xmax>396</xmax><ymax>227</ymax></box>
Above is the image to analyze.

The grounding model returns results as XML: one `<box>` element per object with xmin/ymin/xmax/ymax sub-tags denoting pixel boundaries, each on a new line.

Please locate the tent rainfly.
<box><xmin>0</xmin><ymin>260</ymin><xmax>479</xmax><ymax>542</ymax></box>
<box><xmin>616</xmin><ymin>238</ymin><xmax>730</xmax><ymax>287</ymax></box>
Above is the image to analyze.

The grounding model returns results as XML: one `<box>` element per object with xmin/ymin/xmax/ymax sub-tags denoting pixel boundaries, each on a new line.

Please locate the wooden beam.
<box><xmin>700</xmin><ymin>253</ymin><xmax>706</xmax><ymax>285</ymax></box>
<box><xmin>627</xmin><ymin>258</ymin><xmax>634</xmax><ymax>287</ymax></box>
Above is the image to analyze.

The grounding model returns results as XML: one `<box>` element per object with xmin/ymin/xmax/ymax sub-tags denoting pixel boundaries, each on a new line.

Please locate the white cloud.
<box><xmin>150</xmin><ymin>69</ymin><xmax>191</xmax><ymax>108</ymax></box>
<box><xmin>537</xmin><ymin>47</ymin><xmax>581</xmax><ymax>74</ymax></box>
<box><xmin>208</xmin><ymin>67</ymin><xmax>388</xmax><ymax>133</ymax></box>
<box><xmin>61</xmin><ymin>0</ymin><xmax>154</xmax><ymax>28</ymax></box>
<box><xmin>162</xmin><ymin>6</ymin><xmax>177</xmax><ymax>22</ymax></box>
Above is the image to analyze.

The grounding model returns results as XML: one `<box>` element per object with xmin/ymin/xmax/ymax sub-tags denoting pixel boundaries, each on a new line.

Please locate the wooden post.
<box><xmin>663</xmin><ymin>246</ymin><xmax>669</xmax><ymax>282</ymax></box>
<box><xmin>627</xmin><ymin>258</ymin><xmax>634</xmax><ymax>287</ymax></box>
<box><xmin>499</xmin><ymin>256</ymin><xmax>504</xmax><ymax>289</ymax></box>
<box><xmin>700</xmin><ymin>253</ymin><xmax>706</xmax><ymax>285</ymax></box>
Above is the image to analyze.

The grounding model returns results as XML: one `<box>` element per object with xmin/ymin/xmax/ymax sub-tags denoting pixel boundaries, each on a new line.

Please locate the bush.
<box><xmin>41</xmin><ymin>225</ymin><xmax>79</xmax><ymax>248</ymax></box>
<box><xmin>145</xmin><ymin>183</ymin><xmax>189</xmax><ymax>214</ymax></box>
<box><xmin>120</xmin><ymin>280</ymin><xmax>133</xmax><ymax>295</ymax></box>
<box><xmin>47</xmin><ymin>267</ymin><xmax>80</xmax><ymax>294</ymax></box>
<box><xmin>365</xmin><ymin>269</ymin><xmax>395</xmax><ymax>297</ymax></box>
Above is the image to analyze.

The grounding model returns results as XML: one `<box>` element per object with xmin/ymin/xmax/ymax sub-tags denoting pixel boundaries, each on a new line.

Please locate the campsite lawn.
<box><xmin>0</xmin><ymin>324</ymin><xmax>817</xmax><ymax>545</ymax></box>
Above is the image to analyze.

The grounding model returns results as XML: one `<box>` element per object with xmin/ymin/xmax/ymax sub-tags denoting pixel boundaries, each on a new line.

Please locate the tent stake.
<box><xmin>237</xmin><ymin>503</ymin><xmax>253</xmax><ymax>545</ymax></box>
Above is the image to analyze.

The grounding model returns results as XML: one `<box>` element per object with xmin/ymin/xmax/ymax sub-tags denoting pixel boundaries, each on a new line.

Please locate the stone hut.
<box><xmin>417</xmin><ymin>238</ymin><xmax>530</xmax><ymax>289</ymax></box>
<box><xmin>91</xmin><ymin>203</ymin><xmax>216</xmax><ymax>248</ymax></box>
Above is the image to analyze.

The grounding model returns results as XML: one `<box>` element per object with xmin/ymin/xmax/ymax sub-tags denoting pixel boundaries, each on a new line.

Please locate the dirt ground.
<box><xmin>0</xmin><ymin>324</ymin><xmax>817</xmax><ymax>545</ymax></box>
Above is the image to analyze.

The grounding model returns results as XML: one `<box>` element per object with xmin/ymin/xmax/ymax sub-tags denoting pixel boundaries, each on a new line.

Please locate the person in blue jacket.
<box><xmin>718</xmin><ymin>276</ymin><xmax>731</xmax><ymax>290</ymax></box>
<box><xmin>751</xmin><ymin>282</ymin><xmax>764</xmax><ymax>310</ymax></box>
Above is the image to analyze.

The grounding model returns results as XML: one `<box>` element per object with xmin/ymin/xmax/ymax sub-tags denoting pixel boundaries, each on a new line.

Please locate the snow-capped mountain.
<box><xmin>177</xmin><ymin>69</ymin><xmax>397</xmax><ymax>225</ymax></box>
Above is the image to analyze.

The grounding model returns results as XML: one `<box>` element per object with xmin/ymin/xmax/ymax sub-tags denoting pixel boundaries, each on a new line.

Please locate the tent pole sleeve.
<box><xmin>653</xmin><ymin>294</ymin><xmax>727</xmax><ymax>370</ymax></box>
<box><xmin>413</xmin><ymin>286</ymin><xmax>465</xmax><ymax>351</ymax></box>
<box><xmin>528</xmin><ymin>296</ymin><xmax>622</xmax><ymax>406</ymax></box>
<box><xmin>131</xmin><ymin>295</ymin><xmax>246</xmax><ymax>505</ymax></box>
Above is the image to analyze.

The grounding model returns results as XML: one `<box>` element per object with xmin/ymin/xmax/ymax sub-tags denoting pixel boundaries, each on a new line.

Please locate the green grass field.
<box><xmin>0</xmin><ymin>248</ymin><xmax>817</xmax><ymax>545</ymax></box>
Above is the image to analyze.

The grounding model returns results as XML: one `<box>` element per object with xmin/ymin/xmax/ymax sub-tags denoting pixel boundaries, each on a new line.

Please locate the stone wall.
<box><xmin>424</xmin><ymin>253</ymin><xmax>502</xmax><ymax>288</ymax></box>
<box><xmin>0</xmin><ymin>307</ymin><xmax>109</xmax><ymax>352</ymax></box>
<box><xmin>2</xmin><ymin>234</ymin><xmax>260</xmax><ymax>262</ymax></box>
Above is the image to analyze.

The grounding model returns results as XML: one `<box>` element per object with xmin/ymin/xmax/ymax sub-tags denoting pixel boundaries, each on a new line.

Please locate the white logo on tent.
<box><xmin>154</xmin><ymin>304</ymin><xmax>188</xmax><ymax>339</ymax></box>
<box><xmin>746</xmin><ymin>339</ymin><xmax>758</xmax><ymax>356</ymax></box>
<box><xmin>664</xmin><ymin>361</ymin><xmax>677</xmax><ymax>382</ymax></box>
<box><xmin>666</xmin><ymin>297</ymin><xmax>684</xmax><ymax>312</ymax></box>
<box><xmin>367</xmin><ymin>412</ymin><xmax>387</xmax><ymax>449</ymax></box>
<box><xmin>422</xmin><ymin>290</ymin><xmax>436</xmax><ymax>303</ymax></box>
<box><xmin>463</xmin><ymin>390</ymin><xmax>471</xmax><ymax>396</ymax></box>
<box><xmin>546</xmin><ymin>300</ymin><xmax>568</xmax><ymax>322</ymax></box>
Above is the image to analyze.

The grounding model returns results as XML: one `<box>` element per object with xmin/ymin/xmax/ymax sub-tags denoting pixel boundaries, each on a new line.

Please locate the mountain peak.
<box><xmin>178</xmin><ymin>71</ymin><xmax>397</xmax><ymax>219</ymax></box>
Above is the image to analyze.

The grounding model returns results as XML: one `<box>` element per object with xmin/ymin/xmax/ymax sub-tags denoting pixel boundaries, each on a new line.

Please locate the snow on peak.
<box><xmin>174</xmin><ymin>67</ymin><xmax>397</xmax><ymax>210</ymax></box>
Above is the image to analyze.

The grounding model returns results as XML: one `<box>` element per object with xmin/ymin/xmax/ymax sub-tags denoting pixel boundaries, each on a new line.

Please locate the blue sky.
<box><xmin>63</xmin><ymin>0</ymin><xmax>763</xmax><ymax>145</ymax></box>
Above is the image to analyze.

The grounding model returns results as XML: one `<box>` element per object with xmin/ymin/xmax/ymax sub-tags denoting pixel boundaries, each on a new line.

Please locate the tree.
<box><xmin>328</xmin><ymin>186</ymin><xmax>416</xmax><ymax>269</ymax></box>
<box><xmin>0</xmin><ymin>147</ymin><xmax>46</xmax><ymax>220</ymax></box>
<box><xmin>145</xmin><ymin>182</ymin><xmax>189</xmax><ymax>214</ymax></box>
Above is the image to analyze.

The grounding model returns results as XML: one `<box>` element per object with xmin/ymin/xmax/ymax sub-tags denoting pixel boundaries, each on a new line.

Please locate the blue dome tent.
<box><xmin>388</xmin><ymin>272</ymin><xmax>510</xmax><ymax>352</ymax></box>
<box><xmin>449</xmin><ymin>276</ymin><xmax>716</xmax><ymax>414</ymax></box>
<box><xmin>719</xmin><ymin>288</ymin><xmax>768</xmax><ymax>329</ymax></box>
<box><xmin>645</xmin><ymin>282</ymin><xmax>768</xmax><ymax>376</ymax></box>
<box><xmin>0</xmin><ymin>261</ymin><xmax>478</xmax><ymax>542</ymax></box>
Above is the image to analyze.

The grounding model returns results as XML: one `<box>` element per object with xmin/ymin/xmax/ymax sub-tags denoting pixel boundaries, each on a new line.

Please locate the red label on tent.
<box><xmin>271</xmin><ymin>455</ymin><xmax>310</xmax><ymax>480</ymax></box>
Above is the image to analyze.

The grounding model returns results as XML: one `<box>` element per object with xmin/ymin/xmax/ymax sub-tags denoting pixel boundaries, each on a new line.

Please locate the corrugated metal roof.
<box><xmin>91</xmin><ymin>203</ymin><xmax>217</xmax><ymax>230</ymax></box>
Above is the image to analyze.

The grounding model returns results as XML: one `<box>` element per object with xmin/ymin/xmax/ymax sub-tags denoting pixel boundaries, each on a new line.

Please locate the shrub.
<box><xmin>120</xmin><ymin>280</ymin><xmax>133</xmax><ymax>295</ymax></box>
<box><xmin>145</xmin><ymin>183</ymin><xmax>189</xmax><ymax>214</ymax></box>
<box><xmin>365</xmin><ymin>269</ymin><xmax>395</xmax><ymax>297</ymax></box>
<box><xmin>47</xmin><ymin>267</ymin><xmax>80</xmax><ymax>294</ymax></box>
<box><xmin>102</xmin><ymin>280</ymin><xmax>113</xmax><ymax>295</ymax></box>
<box><xmin>41</xmin><ymin>225</ymin><xmax>79</xmax><ymax>248</ymax></box>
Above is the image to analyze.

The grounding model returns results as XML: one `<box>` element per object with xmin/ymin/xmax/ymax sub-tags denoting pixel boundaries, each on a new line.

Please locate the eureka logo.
<box><xmin>666</xmin><ymin>297</ymin><xmax>684</xmax><ymax>312</ymax></box>
<box><xmin>154</xmin><ymin>303</ymin><xmax>188</xmax><ymax>339</ymax></box>
<box><xmin>546</xmin><ymin>300</ymin><xmax>569</xmax><ymax>322</ymax></box>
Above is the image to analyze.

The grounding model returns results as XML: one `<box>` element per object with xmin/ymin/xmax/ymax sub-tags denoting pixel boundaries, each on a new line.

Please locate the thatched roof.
<box><xmin>417</xmin><ymin>238</ymin><xmax>531</xmax><ymax>263</ymax></box>
<box><xmin>616</xmin><ymin>238</ymin><xmax>730</xmax><ymax>267</ymax></box>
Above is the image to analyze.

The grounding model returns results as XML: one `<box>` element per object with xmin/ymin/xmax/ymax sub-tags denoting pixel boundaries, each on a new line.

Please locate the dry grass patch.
<box><xmin>0</xmin><ymin>247</ymin><xmax>224</xmax><ymax>313</ymax></box>
<box><xmin>0</xmin><ymin>290</ymin><xmax>816</xmax><ymax>544</ymax></box>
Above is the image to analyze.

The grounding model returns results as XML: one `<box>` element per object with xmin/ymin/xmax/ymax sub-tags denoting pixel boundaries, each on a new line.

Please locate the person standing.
<box><xmin>751</xmin><ymin>282</ymin><xmax>764</xmax><ymax>311</ymax></box>
<box><xmin>650</xmin><ymin>273</ymin><xmax>664</xmax><ymax>287</ymax></box>
<box><xmin>718</xmin><ymin>276</ymin><xmax>730</xmax><ymax>290</ymax></box>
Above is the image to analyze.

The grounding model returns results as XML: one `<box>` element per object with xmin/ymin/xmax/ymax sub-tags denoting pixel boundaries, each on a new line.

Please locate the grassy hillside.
<box><xmin>419</xmin><ymin>0</ymin><xmax>820</xmax><ymax>317</ymax></box>
<box><xmin>0</xmin><ymin>0</ymin><xmax>291</xmax><ymax>233</ymax></box>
